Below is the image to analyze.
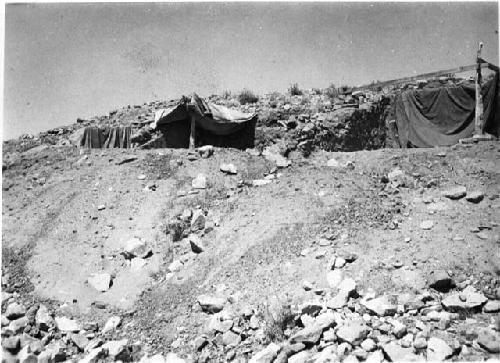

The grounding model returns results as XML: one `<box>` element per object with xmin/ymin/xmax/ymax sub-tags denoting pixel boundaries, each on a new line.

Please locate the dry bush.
<box><xmin>324</xmin><ymin>83</ymin><xmax>338</xmax><ymax>99</ymax></box>
<box><xmin>260</xmin><ymin>300</ymin><xmax>295</xmax><ymax>342</ymax></box>
<box><xmin>288</xmin><ymin>83</ymin><xmax>303</xmax><ymax>96</ymax></box>
<box><xmin>238</xmin><ymin>89</ymin><xmax>259</xmax><ymax>105</ymax></box>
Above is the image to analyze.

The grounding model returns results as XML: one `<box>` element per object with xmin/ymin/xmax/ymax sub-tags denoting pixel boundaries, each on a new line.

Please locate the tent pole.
<box><xmin>189</xmin><ymin>109</ymin><xmax>196</xmax><ymax>150</ymax></box>
<box><xmin>474</xmin><ymin>42</ymin><xmax>484</xmax><ymax>136</ymax></box>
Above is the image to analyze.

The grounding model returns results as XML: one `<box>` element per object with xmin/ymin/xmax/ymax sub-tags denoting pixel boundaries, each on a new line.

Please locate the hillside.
<box><xmin>2</xmin><ymin>83</ymin><xmax>500</xmax><ymax>363</ymax></box>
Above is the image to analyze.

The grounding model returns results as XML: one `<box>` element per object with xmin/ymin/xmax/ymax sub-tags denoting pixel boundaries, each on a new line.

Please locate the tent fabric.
<box><xmin>80</xmin><ymin>126</ymin><xmax>132</xmax><ymax>148</ymax></box>
<box><xmin>394</xmin><ymin>71</ymin><xmax>499</xmax><ymax>147</ymax></box>
<box><xmin>153</xmin><ymin>93</ymin><xmax>256</xmax><ymax>136</ymax></box>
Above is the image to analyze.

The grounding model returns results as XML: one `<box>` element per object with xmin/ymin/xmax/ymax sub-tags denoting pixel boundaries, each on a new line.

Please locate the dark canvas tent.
<box><xmin>80</xmin><ymin>126</ymin><xmax>131</xmax><ymax>148</ymax></box>
<box><xmin>394</xmin><ymin>71</ymin><xmax>500</xmax><ymax>147</ymax></box>
<box><xmin>153</xmin><ymin>94</ymin><xmax>257</xmax><ymax>149</ymax></box>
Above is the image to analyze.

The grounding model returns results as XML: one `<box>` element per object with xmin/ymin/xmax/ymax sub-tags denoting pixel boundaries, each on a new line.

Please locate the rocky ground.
<box><xmin>2</xmin><ymin>135</ymin><xmax>500</xmax><ymax>362</ymax></box>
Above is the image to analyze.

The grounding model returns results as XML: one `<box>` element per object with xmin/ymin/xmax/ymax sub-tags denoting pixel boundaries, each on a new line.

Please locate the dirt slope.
<box><xmin>2</xmin><ymin>142</ymin><xmax>500</xmax><ymax>361</ymax></box>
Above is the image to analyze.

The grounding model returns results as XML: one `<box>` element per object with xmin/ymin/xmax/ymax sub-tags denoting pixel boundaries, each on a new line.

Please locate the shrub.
<box><xmin>324</xmin><ymin>83</ymin><xmax>338</xmax><ymax>99</ymax></box>
<box><xmin>260</xmin><ymin>301</ymin><xmax>295</xmax><ymax>342</ymax></box>
<box><xmin>222</xmin><ymin>90</ymin><xmax>232</xmax><ymax>99</ymax></box>
<box><xmin>288</xmin><ymin>83</ymin><xmax>303</xmax><ymax>96</ymax></box>
<box><xmin>238</xmin><ymin>89</ymin><xmax>259</xmax><ymax>105</ymax></box>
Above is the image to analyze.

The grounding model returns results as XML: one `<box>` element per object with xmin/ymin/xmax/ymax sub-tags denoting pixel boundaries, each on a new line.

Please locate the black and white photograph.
<box><xmin>2</xmin><ymin>1</ymin><xmax>500</xmax><ymax>362</ymax></box>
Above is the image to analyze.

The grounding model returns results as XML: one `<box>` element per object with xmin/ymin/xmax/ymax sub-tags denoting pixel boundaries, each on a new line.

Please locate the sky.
<box><xmin>3</xmin><ymin>2</ymin><xmax>499</xmax><ymax>140</ymax></box>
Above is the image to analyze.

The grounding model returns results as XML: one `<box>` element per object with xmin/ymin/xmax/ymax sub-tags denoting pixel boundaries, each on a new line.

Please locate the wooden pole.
<box><xmin>188</xmin><ymin>104</ymin><xmax>196</xmax><ymax>149</ymax></box>
<box><xmin>474</xmin><ymin>42</ymin><xmax>484</xmax><ymax>136</ymax></box>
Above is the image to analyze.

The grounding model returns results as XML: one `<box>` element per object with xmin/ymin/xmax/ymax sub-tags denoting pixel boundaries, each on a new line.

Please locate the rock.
<box><xmin>382</xmin><ymin>342</ymin><xmax>421</xmax><ymax>362</ymax></box>
<box><xmin>71</xmin><ymin>333</ymin><xmax>90</xmax><ymax>351</ymax></box>
<box><xmin>300</xmin><ymin>301</ymin><xmax>323</xmax><ymax>316</ymax></box>
<box><xmin>413</xmin><ymin>337</ymin><xmax>427</xmax><ymax>349</ymax></box>
<box><xmin>290</xmin><ymin>324</ymin><xmax>323</xmax><ymax>345</ymax></box>
<box><xmin>361</xmin><ymin>295</ymin><xmax>397</xmax><ymax>316</ymax></box>
<box><xmin>35</xmin><ymin>305</ymin><xmax>54</xmax><ymax>330</ymax></box>
<box><xmin>334</xmin><ymin>256</ymin><xmax>346</xmax><ymax>269</ymax></box>
<box><xmin>322</xmin><ymin>329</ymin><xmax>336</xmax><ymax>342</ymax></box>
<box><xmin>80</xmin><ymin>347</ymin><xmax>108</xmax><ymax>363</ymax></box>
<box><xmin>116</xmin><ymin>155</ymin><xmax>138</xmax><ymax>165</ymax></box>
<box><xmin>192</xmin><ymin>174</ymin><xmax>207</xmax><ymax>189</ymax></box>
<box><xmin>167</xmin><ymin>260</ymin><xmax>183</xmax><ymax>272</ymax></box>
<box><xmin>222</xmin><ymin>330</ymin><xmax>241</xmax><ymax>346</ymax></box>
<box><xmin>55</xmin><ymin>316</ymin><xmax>81</xmax><ymax>332</ymax></box>
<box><xmin>220</xmin><ymin>163</ymin><xmax>238</xmax><ymax>174</ymax></box>
<box><xmin>391</xmin><ymin>320</ymin><xmax>407</xmax><ymax>338</ymax></box>
<box><xmin>336</xmin><ymin>320</ymin><xmax>370</xmax><ymax>346</ymax></box>
<box><xmin>131</xmin><ymin>257</ymin><xmax>147</xmax><ymax>271</ymax></box>
<box><xmin>88</xmin><ymin>273</ymin><xmax>111</xmax><ymax>292</ymax></box>
<box><xmin>102</xmin><ymin>316</ymin><xmax>121</xmax><ymax>333</ymax></box>
<box><xmin>315</xmin><ymin>312</ymin><xmax>336</xmax><ymax>330</ymax></box>
<box><xmin>123</xmin><ymin>238</ymin><xmax>150</xmax><ymax>259</ymax></box>
<box><xmin>197</xmin><ymin>145</ymin><xmax>214</xmax><ymax>158</ymax></box>
<box><xmin>361</xmin><ymin>338</ymin><xmax>377</xmax><ymax>352</ymax></box>
<box><xmin>249</xmin><ymin>315</ymin><xmax>260</xmax><ymax>329</ymax></box>
<box><xmin>1</xmin><ymin>315</ymin><xmax>9</xmax><ymax>327</ymax></box>
<box><xmin>365</xmin><ymin>350</ymin><xmax>384</xmax><ymax>363</ymax></box>
<box><xmin>190</xmin><ymin>209</ymin><xmax>206</xmax><ymax>230</ymax></box>
<box><xmin>429</xmin><ymin>270</ymin><xmax>454</xmax><ymax>292</ymax></box>
<box><xmin>287</xmin><ymin>351</ymin><xmax>310</xmax><ymax>363</ymax></box>
<box><xmin>252</xmin><ymin>179</ymin><xmax>272</xmax><ymax>187</ymax></box>
<box><xmin>249</xmin><ymin>342</ymin><xmax>281</xmax><ymax>363</ymax></box>
<box><xmin>165</xmin><ymin>353</ymin><xmax>185</xmax><ymax>363</ymax></box>
<box><xmin>302</xmin><ymin>280</ymin><xmax>314</xmax><ymax>291</ymax></box>
<box><xmin>327</xmin><ymin>158</ymin><xmax>340</xmax><ymax>167</ymax></box>
<box><xmin>442</xmin><ymin>186</ymin><xmax>466</xmax><ymax>200</ymax></box>
<box><xmin>7</xmin><ymin>316</ymin><xmax>27</xmax><ymax>333</ymax></box>
<box><xmin>465</xmin><ymin>191</ymin><xmax>484</xmax><ymax>203</ymax></box>
<box><xmin>5</xmin><ymin>302</ymin><xmax>26</xmax><ymax>319</ymax></box>
<box><xmin>17</xmin><ymin>345</ymin><xmax>37</xmax><ymax>363</ymax></box>
<box><xmin>102</xmin><ymin>339</ymin><xmax>129</xmax><ymax>357</ymax></box>
<box><xmin>442</xmin><ymin>286</ymin><xmax>487</xmax><ymax>311</ymax></box>
<box><xmin>427</xmin><ymin>337</ymin><xmax>453</xmax><ymax>361</ymax></box>
<box><xmin>420</xmin><ymin>220</ymin><xmax>434</xmax><ymax>230</ymax></box>
<box><xmin>197</xmin><ymin>295</ymin><xmax>225</xmax><ymax>313</ymax></box>
<box><xmin>327</xmin><ymin>270</ymin><xmax>343</xmax><ymax>289</ymax></box>
<box><xmin>137</xmin><ymin>174</ymin><xmax>147</xmax><ymax>180</ymax></box>
<box><xmin>188</xmin><ymin>234</ymin><xmax>205</xmax><ymax>253</ymax></box>
<box><xmin>477</xmin><ymin>328</ymin><xmax>500</xmax><ymax>353</ymax></box>
<box><xmin>484</xmin><ymin>300</ymin><xmax>500</xmax><ymax>313</ymax></box>
<box><xmin>262</xmin><ymin>147</ymin><xmax>290</xmax><ymax>168</ymax></box>
<box><xmin>2</xmin><ymin>335</ymin><xmax>21</xmax><ymax>353</ymax></box>
<box><xmin>193</xmin><ymin>336</ymin><xmax>208</xmax><ymax>351</ymax></box>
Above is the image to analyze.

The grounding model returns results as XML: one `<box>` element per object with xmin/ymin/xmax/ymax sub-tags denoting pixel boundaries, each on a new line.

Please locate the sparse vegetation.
<box><xmin>222</xmin><ymin>90</ymin><xmax>232</xmax><ymax>99</ymax></box>
<box><xmin>260</xmin><ymin>301</ymin><xmax>295</xmax><ymax>342</ymax></box>
<box><xmin>324</xmin><ymin>83</ymin><xmax>339</xmax><ymax>99</ymax></box>
<box><xmin>238</xmin><ymin>89</ymin><xmax>259</xmax><ymax>105</ymax></box>
<box><xmin>288</xmin><ymin>83</ymin><xmax>303</xmax><ymax>96</ymax></box>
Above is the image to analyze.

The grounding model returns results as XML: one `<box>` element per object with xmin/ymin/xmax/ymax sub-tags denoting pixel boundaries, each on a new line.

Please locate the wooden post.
<box><xmin>474</xmin><ymin>42</ymin><xmax>484</xmax><ymax>136</ymax></box>
<box><xmin>188</xmin><ymin>104</ymin><xmax>196</xmax><ymax>149</ymax></box>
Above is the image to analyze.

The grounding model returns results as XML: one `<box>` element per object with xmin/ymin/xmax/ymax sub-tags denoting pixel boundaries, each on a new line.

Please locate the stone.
<box><xmin>334</xmin><ymin>256</ymin><xmax>346</xmax><ymax>269</ymax></box>
<box><xmin>382</xmin><ymin>342</ymin><xmax>421</xmax><ymax>362</ymax></box>
<box><xmin>190</xmin><ymin>209</ymin><xmax>206</xmax><ymax>230</ymax></box>
<box><xmin>361</xmin><ymin>338</ymin><xmax>377</xmax><ymax>352</ymax></box>
<box><xmin>428</xmin><ymin>270</ymin><xmax>454</xmax><ymax>292</ymax></box>
<box><xmin>131</xmin><ymin>257</ymin><xmax>147</xmax><ymax>271</ymax></box>
<box><xmin>484</xmin><ymin>300</ymin><xmax>500</xmax><ymax>313</ymax></box>
<box><xmin>442</xmin><ymin>186</ymin><xmax>467</xmax><ymax>200</ymax></box>
<box><xmin>252</xmin><ymin>179</ymin><xmax>272</xmax><ymax>187</ymax></box>
<box><xmin>300</xmin><ymin>301</ymin><xmax>323</xmax><ymax>316</ymax></box>
<box><xmin>477</xmin><ymin>328</ymin><xmax>500</xmax><ymax>353</ymax></box>
<box><xmin>287</xmin><ymin>351</ymin><xmax>310</xmax><ymax>363</ymax></box>
<box><xmin>336</xmin><ymin>320</ymin><xmax>370</xmax><ymax>346</ymax></box>
<box><xmin>222</xmin><ymin>330</ymin><xmax>241</xmax><ymax>346</ymax></box>
<box><xmin>35</xmin><ymin>305</ymin><xmax>53</xmax><ymax>330</ymax></box>
<box><xmin>188</xmin><ymin>234</ymin><xmax>205</xmax><ymax>253</ymax></box>
<box><xmin>338</xmin><ymin>342</ymin><xmax>353</xmax><ymax>356</ymax></box>
<box><xmin>420</xmin><ymin>220</ymin><xmax>434</xmax><ymax>230</ymax></box>
<box><xmin>88</xmin><ymin>273</ymin><xmax>111</xmax><ymax>292</ymax></box>
<box><xmin>249</xmin><ymin>342</ymin><xmax>281</xmax><ymax>363</ymax></box>
<box><xmin>137</xmin><ymin>174</ymin><xmax>147</xmax><ymax>180</ymax></box>
<box><xmin>123</xmin><ymin>238</ymin><xmax>150</xmax><ymax>259</ymax></box>
<box><xmin>442</xmin><ymin>286</ymin><xmax>487</xmax><ymax>311</ymax></box>
<box><xmin>322</xmin><ymin>329</ymin><xmax>336</xmax><ymax>342</ymax></box>
<box><xmin>427</xmin><ymin>337</ymin><xmax>453</xmax><ymax>361</ymax></box>
<box><xmin>262</xmin><ymin>147</ymin><xmax>290</xmax><ymax>168</ymax></box>
<box><xmin>413</xmin><ymin>337</ymin><xmax>427</xmax><ymax>349</ymax></box>
<box><xmin>391</xmin><ymin>320</ymin><xmax>407</xmax><ymax>338</ymax></box>
<box><xmin>361</xmin><ymin>295</ymin><xmax>397</xmax><ymax>316</ymax></box>
<box><xmin>102</xmin><ymin>316</ymin><xmax>121</xmax><ymax>333</ymax></box>
<box><xmin>7</xmin><ymin>315</ymin><xmax>27</xmax><ymax>333</ymax></box>
<box><xmin>365</xmin><ymin>350</ymin><xmax>384</xmax><ymax>363</ymax></box>
<box><xmin>197</xmin><ymin>295</ymin><xmax>225</xmax><ymax>313</ymax></box>
<box><xmin>302</xmin><ymin>280</ymin><xmax>314</xmax><ymax>291</ymax></box>
<box><xmin>2</xmin><ymin>335</ymin><xmax>21</xmax><ymax>353</ymax></box>
<box><xmin>315</xmin><ymin>312</ymin><xmax>336</xmax><ymax>330</ymax></box>
<box><xmin>167</xmin><ymin>260</ymin><xmax>183</xmax><ymax>273</ymax></box>
<box><xmin>192</xmin><ymin>174</ymin><xmax>207</xmax><ymax>189</ymax></box>
<box><xmin>193</xmin><ymin>336</ymin><xmax>208</xmax><ymax>351</ymax></box>
<box><xmin>466</xmin><ymin>191</ymin><xmax>484</xmax><ymax>203</ymax></box>
<box><xmin>327</xmin><ymin>270</ymin><xmax>343</xmax><ymax>289</ymax></box>
<box><xmin>5</xmin><ymin>302</ymin><xmax>26</xmax><ymax>319</ymax></box>
<box><xmin>327</xmin><ymin>158</ymin><xmax>340</xmax><ymax>167</ymax></box>
<box><xmin>290</xmin><ymin>324</ymin><xmax>323</xmax><ymax>345</ymax></box>
<box><xmin>55</xmin><ymin>316</ymin><xmax>81</xmax><ymax>332</ymax></box>
<box><xmin>71</xmin><ymin>333</ymin><xmax>90</xmax><ymax>351</ymax></box>
<box><xmin>220</xmin><ymin>163</ymin><xmax>238</xmax><ymax>174</ymax></box>
<box><xmin>102</xmin><ymin>339</ymin><xmax>129</xmax><ymax>357</ymax></box>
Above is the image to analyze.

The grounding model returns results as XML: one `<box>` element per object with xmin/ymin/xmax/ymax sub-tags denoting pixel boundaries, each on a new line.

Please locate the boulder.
<box><xmin>442</xmin><ymin>286</ymin><xmax>487</xmax><ymax>311</ymax></box>
<box><xmin>483</xmin><ymin>300</ymin><xmax>500</xmax><ymax>313</ymax></box>
<box><xmin>88</xmin><ymin>273</ymin><xmax>111</xmax><ymax>292</ymax></box>
<box><xmin>220</xmin><ymin>163</ymin><xmax>238</xmax><ymax>175</ymax></box>
<box><xmin>290</xmin><ymin>324</ymin><xmax>323</xmax><ymax>345</ymax></box>
<box><xmin>382</xmin><ymin>342</ymin><xmax>421</xmax><ymax>362</ymax></box>
<box><xmin>465</xmin><ymin>191</ymin><xmax>484</xmax><ymax>203</ymax></box>
<box><xmin>222</xmin><ymin>330</ymin><xmax>241</xmax><ymax>346</ymax></box>
<box><xmin>123</xmin><ymin>238</ymin><xmax>150</xmax><ymax>259</ymax></box>
<box><xmin>426</xmin><ymin>337</ymin><xmax>453</xmax><ymax>361</ymax></box>
<box><xmin>188</xmin><ymin>234</ymin><xmax>205</xmax><ymax>253</ymax></box>
<box><xmin>192</xmin><ymin>174</ymin><xmax>207</xmax><ymax>189</ymax></box>
<box><xmin>102</xmin><ymin>316</ymin><xmax>121</xmax><ymax>333</ymax></box>
<box><xmin>428</xmin><ymin>270</ymin><xmax>454</xmax><ymax>292</ymax></box>
<box><xmin>35</xmin><ymin>304</ymin><xmax>54</xmax><ymax>330</ymax></box>
<box><xmin>5</xmin><ymin>302</ymin><xmax>26</xmax><ymax>320</ymax></box>
<box><xmin>249</xmin><ymin>342</ymin><xmax>281</xmax><ymax>363</ymax></box>
<box><xmin>441</xmin><ymin>186</ymin><xmax>467</xmax><ymax>200</ymax></box>
<box><xmin>361</xmin><ymin>295</ymin><xmax>397</xmax><ymax>316</ymax></box>
<box><xmin>167</xmin><ymin>260</ymin><xmax>183</xmax><ymax>273</ymax></box>
<box><xmin>477</xmin><ymin>328</ymin><xmax>500</xmax><ymax>353</ymax></box>
<box><xmin>197</xmin><ymin>295</ymin><xmax>225</xmax><ymax>313</ymax></box>
<box><xmin>336</xmin><ymin>320</ymin><xmax>370</xmax><ymax>346</ymax></box>
<box><xmin>55</xmin><ymin>316</ymin><xmax>81</xmax><ymax>332</ymax></box>
<box><xmin>190</xmin><ymin>209</ymin><xmax>206</xmax><ymax>230</ymax></box>
<box><xmin>327</xmin><ymin>270</ymin><xmax>344</xmax><ymax>289</ymax></box>
<box><xmin>102</xmin><ymin>339</ymin><xmax>129</xmax><ymax>357</ymax></box>
<box><xmin>420</xmin><ymin>220</ymin><xmax>434</xmax><ymax>230</ymax></box>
